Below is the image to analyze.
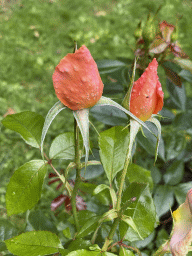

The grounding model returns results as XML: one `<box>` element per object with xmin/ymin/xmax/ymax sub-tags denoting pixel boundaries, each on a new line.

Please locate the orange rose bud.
<box><xmin>53</xmin><ymin>45</ymin><xmax>104</xmax><ymax>110</ymax></box>
<box><xmin>130</xmin><ymin>58</ymin><xmax>164</xmax><ymax>122</ymax></box>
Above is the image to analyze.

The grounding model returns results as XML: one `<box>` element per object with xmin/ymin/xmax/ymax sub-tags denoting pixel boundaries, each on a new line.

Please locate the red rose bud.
<box><xmin>53</xmin><ymin>45</ymin><xmax>104</xmax><ymax>110</ymax></box>
<box><xmin>159</xmin><ymin>20</ymin><xmax>175</xmax><ymax>43</ymax></box>
<box><xmin>130</xmin><ymin>58</ymin><xmax>164</xmax><ymax>122</ymax></box>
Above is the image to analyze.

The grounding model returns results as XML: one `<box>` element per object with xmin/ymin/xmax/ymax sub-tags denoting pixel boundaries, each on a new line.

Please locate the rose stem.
<box><xmin>71</xmin><ymin>118</ymin><xmax>81</xmax><ymax>232</ymax></box>
<box><xmin>102</xmin><ymin>121</ymin><xmax>140</xmax><ymax>251</ymax></box>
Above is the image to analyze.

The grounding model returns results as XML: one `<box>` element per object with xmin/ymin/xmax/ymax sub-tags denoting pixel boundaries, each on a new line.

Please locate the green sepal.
<box><xmin>95</xmin><ymin>96</ymin><xmax>151</xmax><ymax>132</ymax></box>
<box><xmin>73</xmin><ymin>108</ymin><xmax>89</xmax><ymax>164</ymax></box>
<box><xmin>148</xmin><ymin>116</ymin><xmax>162</xmax><ymax>162</ymax></box>
<box><xmin>41</xmin><ymin>101</ymin><xmax>66</xmax><ymax>157</ymax></box>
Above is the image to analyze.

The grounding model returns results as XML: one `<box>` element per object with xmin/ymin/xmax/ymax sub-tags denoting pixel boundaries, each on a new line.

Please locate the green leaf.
<box><xmin>89</xmin><ymin>244</ymin><xmax>101</xmax><ymax>251</ymax></box>
<box><xmin>160</xmin><ymin>108</ymin><xmax>175</xmax><ymax>124</ymax></box>
<box><xmin>62</xmin><ymin>227</ymin><xmax>72</xmax><ymax>239</ymax></box>
<box><xmin>179</xmin><ymin>69</ymin><xmax>192</xmax><ymax>83</ymax></box>
<box><xmin>173</xmin><ymin>182</ymin><xmax>192</xmax><ymax>205</ymax></box>
<box><xmin>99</xmin><ymin>126</ymin><xmax>129</xmax><ymax>183</ymax></box>
<box><xmin>76</xmin><ymin>217</ymin><xmax>100</xmax><ymax>238</ymax></box>
<box><xmin>166</xmin><ymin>79</ymin><xmax>186</xmax><ymax>111</ymax></box>
<box><xmin>96</xmin><ymin>59</ymin><xmax>126</xmax><ymax>74</ymax></box>
<box><xmin>67</xmin><ymin>239</ymin><xmax>92</xmax><ymax>251</ymax></box>
<box><xmin>155</xmin><ymin>228</ymin><xmax>169</xmax><ymax>249</ymax></box>
<box><xmin>135</xmin><ymin>231</ymin><xmax>155</xmax><ymax>249</ymax></box>
<box><xmin>49</xmin><ymin>132</ymin><xmax>75</xmax><ymax>160</ymax></box>
<box><xmin>6</xmin><ymin>160</ymin><xmax>47</xmax><ymax>215</ymax></box>
<box><xmin>153</xmin><ymin>185</ymin><xmax>174</xmax><ymax>217</ymax></box>
<box><xmin>5</xmin><ymin>231</ymin><xmax>63</xmax><ymax>256</ymax></box>
<box><xmin>80</xmin><ymin>164</ymin><xmax>104</xmax><ymax>179</ymax></box>
<box><xmin>165</xmin><ymin>132</ymin><xmax>186</xmax><ymax>161</ymax></box>
<box><xmin>80</xmin><ymin>149</ymin><xmax>104</xmax><ymax>179</ymax></box>
<box><xmin>59</xmin><ymin>248</ymin><xmax>70</xmax><ymax>256</ymax></box>
<box><xmin>27</xmin><ymin>210</ymin><xmax>57</xmax><ymax>233</ymax></box>
<box><xmin>137</xmin><ymin>122</ymin><xmax>165</xmax><ymax>161</ymax></box>
<box><xmin>90</xmin><ymin>106</ymin><xmax>128</xmax><ymax>126</ymax></box>
<box><xmin>162</xmin><ymin>61</ymin><xmax>182</xmax><ymax>87</ymax></box>
<box><xmin>0</xmin><ymin>219</ymin><xmax>18</xmax><ymax>252</ymax></box>
<box><xmin>120</xmin><ymin>183</ymin><xmax>156</xmax><ymax>242</ymax></box>
<box><xmin>79</xmin><ymin>182</ymin><xmax>110</xmax><ymax>206</ymax></box>
<box><xmin>41</xmin><ymin>101</ymin><xmax>66</xmax><ymax>156</ymax></box>
<box><xmin>119</xmin><ymin>247</ymin><xmax>135</xmax><ymax>256</ymax></box>
<box><xmin>151</xmin><ymin>166</ymin><xmax>162</xmax><ymax>184</ymax></box>
<box><xmin>163</xmin><ymin>160</ymin><xmax>184</xmax><ymax>185</ymax></box>
<box><xmin>173</xmin><ymin>112</ymin><xmax>192</xmax><ymax>131</ymax></box>
<box><xmin>77</xmin><ymin>211</ymin><xmax>97</xmax><ymax>227</ymax></box>
<box><xmin>2</xmin><ymin>111</ymin><xmax>44</xmax><ymax>148</ymax></box>
<box><xmin>78</xmin><ymin>182</ymin><xmax>96</xmax><ymax>194</ymax></box>
<box><xmin>126</xmin><ymin>163</ymin><xmax>153</xmax><ymax>190</ymax></box>
<box><xmin>66</xmin><ymin>250</ymin><xmax>117</xmax><ymax>256</ymax></box>
<box><xmin>73</xmin><ymin>108</ymin><xmax>89</xmax><ymax>163</ymax></box>
<box><xmin>99</xmin><ymin>209</ymin><xmax>118</xmax><ymax>224</ymax></box>
<box><xmin>109</xmin><ymin>187</ymin><xmax>117</xmax><ymax>208</ymax></box>
<box><xmin>93</xmin><ymin>184</ymin><xmax>110</xmax><ymax>195</ymax></box>
<box><xmin>104</xmin><ymin>253</ymin><xmax>117</xmax><ymax>256</ymax></box>
<box><xmin>95</xmin><ymin>96</ymin><xmax>151</xmax><ymax>132</ymax></box>
<box><xmin>66</xmin><ymin>250</ymin><xmax>99</xmax><ymax>256</ymax></box>
<box><xmin>97</xmin><ymin>59</ymin><xmax>126</xmax><ymax>69</ymax></box>
<box><xmin>104</xmin><ymin>81</ymin><xmax>124</xmax><ymax>95</ymax></box>
<box><xmin>93</xmin><ymin>188</ymin><xmax>111</xmax><ymax>206</ymax></box>
<box><xmin>121</xmin><ymin>215</ymin><xmax>143</xmax><ymax>240</ymax></box>
<box><xmin>174</xmin><ymin>58</ymin><xmax>192</xmax><ymax>73</ymax></box>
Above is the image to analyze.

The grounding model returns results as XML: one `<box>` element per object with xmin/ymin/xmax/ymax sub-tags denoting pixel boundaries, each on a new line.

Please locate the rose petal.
<box><xmin>169</xmin><ymin>188</ymin><xmax>192</xmax><ymax>256</ymax></box>
<box><xmin>53</xmin><ymin>45</ymin><xmax>104</xmax><ymax>110</ymax></box>
<box><xmin>170</xmin><ymin>43</ymin><xmax>189</xmax><ymax>59</ymax></box>
<box><xmin>129</xmin><ymin>58</ymin><xmax>164</xmax><ymax>122</ymax></box>
<box><xmin>159</xmin><ymin>20</ymin><xmax>175</xmax><ymax>42</ymax></box>
<box><xmin>76</xmin><ymin>195</ymin><xmax>87</xmax><ymax>211</ymax></box>
<box><xmin>51</xmin><ymin>194</ymin><xmax>68</xmax><ymax>211</ymax></box>
<box><xmin>149</xmin><ymin>36</ymin><xmax>168</xmax><ymax>54</ymax></box>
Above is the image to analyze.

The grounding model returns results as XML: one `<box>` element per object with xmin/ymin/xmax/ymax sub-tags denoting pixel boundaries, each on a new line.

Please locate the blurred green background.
<box><xmin>0</xmin><ymin>0</ymin><xmax>192</xmax><ymax>236</ymax></box>
<box><xmin>1</xmin><ymin>0</ymin><xmax>192</xmax><ymax>115</ymax></box>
